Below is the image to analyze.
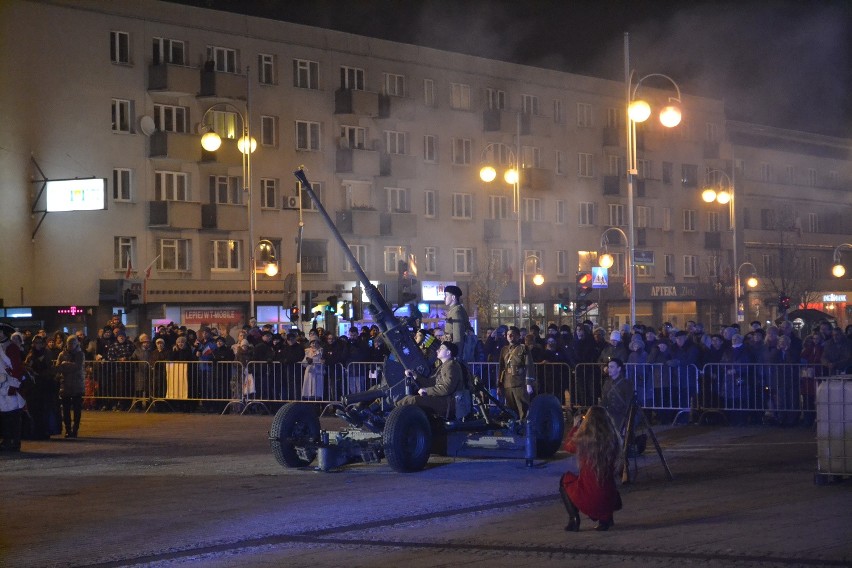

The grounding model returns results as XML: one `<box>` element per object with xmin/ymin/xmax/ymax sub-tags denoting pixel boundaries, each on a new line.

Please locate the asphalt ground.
<box><xmin>1</xmin><ymin>409</ymin><xmax>851</xmax><ymax>568</ymax></box>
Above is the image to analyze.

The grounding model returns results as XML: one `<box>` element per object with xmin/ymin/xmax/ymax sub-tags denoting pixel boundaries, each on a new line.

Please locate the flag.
<box><xmin>142</xmin><ymin>256</ymin><xmax>160</xmax><ymax>305</ymax></box>
<box><xmin>144</xmin><ymin>256</ymin><xmax>160</xmax><ymax>280</ymax></box>
<box><xmin>124</xmin><ymin>255</ymin><xmax>133</xmax><ymax>279</ymax></box>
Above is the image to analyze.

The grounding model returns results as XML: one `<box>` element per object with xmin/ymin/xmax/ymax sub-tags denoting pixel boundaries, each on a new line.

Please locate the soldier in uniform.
<box><xmin>443</xmin><ymin>285</ymin><xmax>471</xmax><ymax>360</ymax></box>
<box><xmin>398</xmin><ymin>341</ymin><xmax>463</xmax><ymax>417</ymax></box>
<box><xmin>498</xmin><ymin>326</ymin><xmax>536</xmax><ymax>420</ymax></box>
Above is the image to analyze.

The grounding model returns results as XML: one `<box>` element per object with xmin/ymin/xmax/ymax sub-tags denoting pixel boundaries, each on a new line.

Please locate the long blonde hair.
<box><xmin>573</xmin><ymin>406</ymin><xmax>622</xmax><ymax>483</ymax></box>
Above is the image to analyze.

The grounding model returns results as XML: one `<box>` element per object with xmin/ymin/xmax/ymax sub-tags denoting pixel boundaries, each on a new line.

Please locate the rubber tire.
<box><xmin>382</xmin><ymin>404</ymin><xmax>432</xmax><ymax>472</ymax></box>
<box><xmin>270</xmin><ymin>402</ymin><xmax>320</xmax><ymax>468</ymax></box>
<box><xmin>529</xmin><ymin>394</ymin><xmax>565</xmax><ymax>458</ymax></box>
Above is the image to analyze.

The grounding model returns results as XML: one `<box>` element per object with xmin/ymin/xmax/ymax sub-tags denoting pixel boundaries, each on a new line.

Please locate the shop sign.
<box><xmin>183</xmin><ymin>308</ymin><xmax>244</xmax><ymax>325</ymax></box>
<box><xmin>823</xmin><ymin>293</ymin><xmax>847</xmax><ymax>302</ymax></box>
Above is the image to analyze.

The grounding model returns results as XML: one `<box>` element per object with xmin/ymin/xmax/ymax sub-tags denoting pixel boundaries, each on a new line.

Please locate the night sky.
<box><xmin>171</xmin><ymin>0</ymin><xmax>851</xmax><ymax>138</ymax></box>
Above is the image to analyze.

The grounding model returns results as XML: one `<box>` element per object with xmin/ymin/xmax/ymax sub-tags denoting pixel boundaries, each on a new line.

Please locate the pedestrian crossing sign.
<box><xmin>592</xmin><ymin>267</ymin><xmax>608</xmax><ymax>288</ymax></box>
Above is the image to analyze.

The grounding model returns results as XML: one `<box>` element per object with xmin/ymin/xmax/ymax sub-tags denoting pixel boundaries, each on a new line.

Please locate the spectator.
<box><xmin>105</xmin><ymin>330</ymin><xmax>136</xmax><ymax>410</ymax></box>
<box><xmin>0</xmin><ymin>324</ymin><xmax>27</xmax><ymax>451</ymax></box>
<box><xmin>821</xmin><ymin>327</ymin><xmax>851</xmax><ymax>375</ymax></box>
<box><xmin>56</xmin><ymin>335</ymin><xmax>85</xmax><ymax>439</ymax></box>
<box><xmin>24</xmin><ymin>335</ymin><xmax>60</xmax><ymax>439</ymax></box>
<box><xmin>301</xmin><ymin>339</ymin><xmax>325</xmax><ymax>401</ymax></box>
<box><xmin>149</xmin><ymin>338</ymin><xmax>170</xmax><ymax>401</ymax></box>
<box><xmin>601</xmin><ymin>358</ymin><xmax>634</xmax><ymax>432</ymax></box>
<box><xmin>132</xmin><ymin>334</ymin><xmax>154</xmax><ymax>407</ymax></box>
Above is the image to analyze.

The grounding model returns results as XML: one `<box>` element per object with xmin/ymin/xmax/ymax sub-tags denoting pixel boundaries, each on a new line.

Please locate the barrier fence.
<box><xmin>78</xmin><ymin>359</ymin><xmax>840</xmax><ymax>423</ymax></box>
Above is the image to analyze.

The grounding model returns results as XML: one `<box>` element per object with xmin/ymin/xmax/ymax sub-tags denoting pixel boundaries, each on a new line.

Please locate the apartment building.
<box><xmin>0</xmin><ymin>0</ymin><xmax>847</xmax><ymax>336</ymax></box>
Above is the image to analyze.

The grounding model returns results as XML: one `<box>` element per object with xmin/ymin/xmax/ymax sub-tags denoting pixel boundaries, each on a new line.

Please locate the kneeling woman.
<box><xmin>560</xmin><ymin>405</ymin><xmax>623</xmax><ymax>531</ymax></box>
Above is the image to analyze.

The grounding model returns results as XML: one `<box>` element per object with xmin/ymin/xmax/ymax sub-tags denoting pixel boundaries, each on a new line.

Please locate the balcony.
<box><xmin>521</xmin><ymin>220</ymin><xmax>552</xmax><ymax>243</ymax></box>
<box><xmin>704</xmin><ymin>231</ymin><xmax>722</xmax><ymax>249</ymax></box>
<box><xmin>334</xmin><ymin>88</ymin><xmax>379</xmax><ymax>116</ymax></box>
<box><xmin>147</xmin><ymin>63</ymin><xmax>198</xmax><ymax>95</ymax></box>
<box><xmin>519</xmin><ymin>113</ymin><xmax>552</xmax><ymax>138</ymax></box>
<box><xmin>483</xmin><ymin>108</ymin><xmax>502</xmax><ymax>132</ymax></box>
<box><xmin>199</xmin><ymin>69</ymin><xmax>247</xmax><ymax>99</ymax></box>
<box><xmin>520</xmin><ymin>167</ymin><xmax>553</xmax><ymax>192</ymax></box>
<box><xmin>149</xmin><ymin>131</ymin><xmax>202</xmax><ymax>161</ymax></box>
<box><xmin>380</xmin><ymin>212</ymin><xmax>417</xmax><ymax>237</ymax></box>
<box><xmin>335</xmin><ymin>147</ymin><xmax>381</xmax><ymax>175</ymax></box>
<box><xmin>603</xmin><ymin>127</ymin><xmax>621</xmax><ymax>147</ymax></box>
<box><xmin>201</xmin><ymin>203</ymin><xmax>247</xmax><ymax>231</ymax></box>
<box><xmin>603</xmin><ymin>175</ymin><xmax>621</xmax><ymax>196</ymax></box>
<box><xmin>379</xmin><ymin>153</ymin><xmax>417</xmax><ymax>179</ymax></box>
<box><xmin>336</xmin><ymin>208</ymin><xmax>380</xmax><ymax>236</ymax></box>
<box><xmin>149</xmin><ymin>200</ymin><xmax>202</xmax><ymax>229</ymax></box>
<box><xmin>704</xmin><ymin>141</ymin><xmax>721</xmax><ymax>159</ymax></box>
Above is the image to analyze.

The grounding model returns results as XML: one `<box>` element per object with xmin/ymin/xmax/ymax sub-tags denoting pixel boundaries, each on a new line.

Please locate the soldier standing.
<box><xmin>443</xmin><ymin>285</ymin><xmax>471</xmax><ymax>361</ymax></box>
<box><xmin>498</xmin><ymin>326</ymin><xmax>536</xmax><ymax>420</ymax></box>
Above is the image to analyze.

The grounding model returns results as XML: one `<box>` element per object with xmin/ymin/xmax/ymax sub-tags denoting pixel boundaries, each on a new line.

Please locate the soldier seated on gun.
<box><xmin>397</xmin><ymin>341</ymin><xmax>463</xmax><ymax>417</ymax></box>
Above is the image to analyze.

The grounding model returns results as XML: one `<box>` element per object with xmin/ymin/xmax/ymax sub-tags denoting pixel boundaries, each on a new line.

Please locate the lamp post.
<box><xmin>598</xmin><ymin>227</ymin><xmax>630</xmax><ymax>281</ymax></box>
<box><xmin>735</xmin><ymin>262</ymin><xmax>759</xmax><ymax>321</ymax></box>
<box><xmin>831</xmin><ymin>243</ymin><xmax>852</xmax><ymax>278</ymax></box>
<box><xmin>479</xmin><ymin>117</ymin><xmax>523</xmax><ymax>327</ymax></box>
<box><xmin>701</xmin><ymin>168</ymin><xmax>739</xmax><ymax>321</ymax></box>
<box><xmin>199</xmin><ymin>67</ymin><xmax>257</xmax><ymax>318</ymax></box>
<box><xmin>625</xmin><ymin>33</ymin><xmax>682</xmax><ymax>326</ymax></box>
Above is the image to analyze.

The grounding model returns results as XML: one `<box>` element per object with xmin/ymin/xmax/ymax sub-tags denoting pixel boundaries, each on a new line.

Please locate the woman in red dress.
<box><xmin>560</xmin><ymin>405</ymin><xmax>623</xmax><ymax>531</ymax></box>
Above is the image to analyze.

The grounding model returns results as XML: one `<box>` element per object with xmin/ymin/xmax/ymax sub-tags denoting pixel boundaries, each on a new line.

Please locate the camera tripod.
<box><xmin>621</xmin><ymin>392</ymin><xmax>673</xmax><ymax>484</ymax></box>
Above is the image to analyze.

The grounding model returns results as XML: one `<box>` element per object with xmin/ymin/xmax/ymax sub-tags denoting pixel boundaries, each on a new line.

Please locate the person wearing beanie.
<box><xmin>398</xmin><ymin>340</ymin><xmax>464</xmax><ymax>417</ymax></box>
<box><xmin>443</xmin><ymin>285</ymin><xmax>472</xmax><ymax>362</ymax></box>
<box><xmin>56</xmin><ymin>336</ymin><xmax>85</xmax><ymax>438</ymax></box>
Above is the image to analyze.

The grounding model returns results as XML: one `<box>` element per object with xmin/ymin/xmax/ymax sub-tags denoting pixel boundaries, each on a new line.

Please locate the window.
<box><xmin>662</xmin><ymin>208</ymin><xmax>672</xmax><ymax>231</ymax></box>
<box><xmin>553</xmin><ymin>99</ymin><xmax>563</xmax><ymax>123</ymax></box>
<box><xmin>300</xmin><ymin>239</ymin><xmax>327</xmax><ymax>274</ymax></box>
<box><xmin>522</xmin><ymin>197</ymin><xmax>543</xmax><ymax>222</ymax></box>
<box><xmin>636</xmin><ymin>264</ymin><xmax>653</xmax><ymax>277</ymax></box>
<box><xmin>300</xmin><ymin>181</ymin><xmax>323</xmax><ymax>212</ymax></box>
<box><xmin>424</xmin><ymin>247</ymin><xmax>437</xmax><ymax>274</ymax></box>
<box><xmin>606</xmin><ymin>107</ymin><xmax>619</xmax><ymax>129</ymax></box>
<box><xmin>261</xmin><ymin>115</ymin><xmax>278</xmax><ymax>146</ymax></box>
<box><xmin>115</xmin><ymin>237</ymin><xmax>134</xmax><ymax>271</ymax></box>
<box><xmin>153</xmin><ymin>104</ymin><xmax>187</xmax><ymax>133</ymax></box>
<box><xmin>490</xmin><ymin>195</ymin><xmax>509</xmax><ymax>219</ymax></box>
<box><xmin>607</xmin><ymin>155</ymin><xmax>621</xmax><ymax>176</ymax></box>
<box><xmin>211</xmin><ymin>240</ymin><xmax>241</xmax><ymax>270</ymax></box>
<box><xmin>549</xmin><ymin>250</ymin><xmax>563</xmax><ymax>276</ymax></box>
<box><xmin>662</xmin><ymin>161</ymin><xmax>673</xmax><ymax>184</ymax></box>
<box><xmin>452</xmin><ymin>138</ymin><xmax>472</xmax><ymax>165</ymax></box>
<box><xmin>110</xmin><ymin>31</ymin><xmax>130</xmax><ymax>64</ymax></box>
<box><xmin>385</xmin><ymin>130</ymin><xmax>407</xmax><ymax>155</ymax></box>
<box><xmin>577</xmin><ymin>102</ymin><xmax>593</xmax><ymax>127</ymax></box>
<box><xmin>486</xmin><ymin>88</ymin><xmax>506</xmax><ymax>110</ymax></box>
<box><xmin>258</xmin><ymin>54</ymin><xmax>275</xmax><ymax>84</ymax></box>
<box><xmin>452</xmin><ymin>193</ymin><xmax>473</xmax><ymax>219</ymax></box>
<box><xmin>208</xmin><ymin>110</ymin><xmax>239</xmax><ymax>140</ymax></box>
<box><xmin>453</xmin><ymin>248</ymin><xmax>474</xmax><ymax>274</ymax></box>
<box><xmin>609</xmin><ymin>253</ymin><xmax>624</xmax><ymax>277</ymax></box>
<box><xmin>785</xmin><ymin>165</ymin><xmax>795</xmax><ymax>184</ymax></box>
<box><xmin>760</xmin><ymin>162</ymin><xmax>772</xmax><ymax>182</ymax></box>
<box><xmin>383</xmin><ymin>246</ymin><xmax>404</xmax><ymax>273</ymax></box>
<box><xmin>424</xmin><ymin>190</ymin><xmax>436</xmax><ymax>218</ymax></box>
<box><xmin>383</xmin><ymin>72</ymin><xmax>405</xmax><ymax>96</ymax></box>
<box><xmin>707</xmin><ymin>211</ymin><xmax>721</xmax><ymax>232</ymax></box>
<box><xmin>340</xmin><ymin>66</ymin><xmax>365</xmax><ymax>90</ymax></box>
<box><xmin>760</xmin><ymin>208</ymin><xmax>775</xmax><ymax>230</ymax></box>
<box><xmin>206</xmin><ymin>46</ymin><xmax>237</xmax><ymax>73</ymax></box>
<box><xmin>386</xmin><ymin>187</ymin><xmax>409</xmax><ymax>213</ymax></box>
<box><xmin>345</xmin><ymin>245</ymin><xmax>367</xmax><ymax>272</ymax></box>
<box><xmin>807</xmin><ymin>168</ymin><xmax>817</xmax><ymax>187</ymax></box>
<box><xmin>450</xmin><ymin>83</ymin><xmax>471</xmax><ymax>110</ymax></box>
<box><xmin>807</xmin><ymin>212</ymin><xmax>819</xmax><ymax>233</ymax></box>
<box><xmin>664</xmin><ymin>254</ymin><xmax>675</xmax><ymax>276</ymax></box>
<box><xmin>578</xmin><ymin>153</ymin><xmax>594</xmax><ymax>177</ymax></box>
<box><xmin>490</xmin><ymin>248</ymin><xmax>511</xmax><ymax>274</ymax></box>
<box><xmin>681</xmin><ymin>164</ymin><xmax>698</xmax><ymax>187</ymax></box>
<box><xmin>111</xmin><ymin>98</ymin><xmax>133</xmax><ymax>133</ymax></box>
<box><xmin>555</xmin><ymin>201</ymin><xmax>566</xmax><ymax>224</ymax></box>
<box><xmin>158</xmin><ymin>238</ymin><xmax>191</xmax><ymax>271</ymax></box>
<box><xmin>340</xmin><ymin>125</ymin><xmax>366</xmax><ymax>149</ymax></box>
<box><xmin>555</xmin><ymin>151</ymin><xmax>565</xmax><ymax>175</ymax></box>
<box><xmin>683</xmin><ymin>255</ymin><xmax>697</xmax><ymax>277</ymax></box>
<box><xmin>707</xmin><ymin>255</ymin><xmax>720</xmax><ymax>278</ymax></box>
<box><xmin>260</xmin><ymin>178</ymin><xmax>277</xmax><ymax>209</ymax></box>
<box><xmin>522</xmin><ymin>94</ymin><xmax>539</xmax><ymax>115</ymax></box>
<box><xmin>524</xmin><ymin>250</ymin><xmax>544</xmax><ymax>275</ymax></box>
<box><xmin>579</xmin><ymin>202</ymin><xmax>595</xmax><ymax>226</ymax></box>
<box><xmin>295</xmin><ymin>120</ymin><xmax>320</xmax><ymax>151</ymax></box>
<box><xmin>828</xmin><ymin>170</ymin><xmax>838</xmax><ymax>185</ymax></box>
<box><xmin>637</xmin><ymin>159</ymin><xmax>651</xmax><ymax>179</ymax></box>
<box><xmin>209</xmin><ymin>175</ymin><xmax>241</xmax><ymax>205</ymax></box>
<box><xmin>152</xmin><ymin>37</ymin><xmax>185</xmax><ymax>65</ymax></box>
<box><xmin>293</xmin><ymin>59</ymin><xmax>319</xmax><ymax>89</ymax></box>
<box><xmin>609</xmin><ymin>203</ymin><xmax>625</xmax><ymax>226</ymax></box>
<box><xmin>705</xmin><ymin>122</ymin><xmax>719</xmax><ymax>142</ymax></box>
<box><xmin>683</xmin><ymin>209</ymin><xmax>697</xmax><ymax>232</ymax></box>
<box><xmin>112</xmin><ymin>168</ymin><xmax>131</xmax><ymax>201</ymax></box>
<box><xmin>423</xmin><ymin>79</ymin><xmax>436</xmax><ymax>107</ymax></box>
<box><xmin>810</xmin><ymin>256</ymin><xmax>820</xmax><ymax>279</ymax></box>
<box><xmin>423</xmin><ymin>135</ymin><xmax>437</xmax><ymax>162</ymax></box>
<box><xmin>762</xmin><ymin>254</ymin><xmax>773</xmax><ymax>277</ymax></box>
<box><xmin>636</xmin><ymin>205</ymin><xmax>651</xmax><ymax>228</ymax></box>
<box><xmin>155</xmin><ymin>171</ymin><xmax>188</xmax><ymax>201</ymax></box>
<box><xmin>522</xmin><ymin>146</ymin><xmax>540</xmax><ymax>168</ymax></box>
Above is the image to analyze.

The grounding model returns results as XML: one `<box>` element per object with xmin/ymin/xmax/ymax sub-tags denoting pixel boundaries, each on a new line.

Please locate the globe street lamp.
<box><xmin>599</xmin><ymin>227</ymin><xmax>631</xmax><ymax>302</ymax></box>
<box><xmin>198</xmin><ymin>68</ymin><xmax>258</xmax><ymax>318</ymax></box>
<box><xmin>701</xmin><ymin>169</ymin><xmax>739</xmax><ymax>321</ymax></box>
<box><xmin>479</xmin><ymin>125</ymin><xmax>524</xmax><ymax>327</ymax></box>
<box><xmin>625</xmin><ymin>33</ymin><xmax>682</xmax><ymax>326</ymax></box>
<box><xmin>736</xmin><ymin>262</ymin><xmax>759</xmax><ymax>321</ymax></box>
<box><xmin>832</xmin><ymin>243</ymin><xmax>852</xmax><ymax>277</ymax></box>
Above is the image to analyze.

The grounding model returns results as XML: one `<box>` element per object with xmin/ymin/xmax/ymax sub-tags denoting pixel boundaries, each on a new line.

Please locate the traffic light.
<box><xmin>351</xmin><ymin>286</ymin><xmax>363</xmax><ymax>321</ymax></box>
<box><xmin>576</xmin><ymin>271</ymin><xmax>593</xmax><ymax>300</ymax></box>
<box><xmin>326</xmin><ymin>295</ymin><xmax>338</xmax><ymax>314</ymax></box>
<box><xmin>288</xmin><ymin>303</ymin><xmax>299</xmax><ymax>322</ymax></box>
<box><xmin>558</xmin><ymin>290</ymin><xmax>571</xmax><ymax>312</ymax></box>
<box><xmin>779</xmin><ymin>294</ymin><xmax>791</xmax><ymax>311</ymax></box>
<box><xmin>123</xmin><ymin>288</ymin><xmax>139</xmax><ymax>312</ymax></box>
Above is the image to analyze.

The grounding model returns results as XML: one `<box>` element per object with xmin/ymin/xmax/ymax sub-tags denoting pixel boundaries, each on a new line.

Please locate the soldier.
<box><xmin>398</xmin><ymin>341</ymin><xmax>463</xmax><ymax>417</ymax></box>
<box><xmin>498</xmin><ymin>326</ymin><xmax>536</xmax><ymax>420</ymax></box>
<box><xmin>443</xmin><ymin>285</ymin><xmax>472</xmax><ymax>361</ymax></box>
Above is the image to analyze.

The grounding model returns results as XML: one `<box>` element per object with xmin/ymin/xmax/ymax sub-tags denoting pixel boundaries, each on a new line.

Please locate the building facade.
<box><xmin>0</xmin><ymin>0</ymin><xmax>849</xmax><ymax>337</ymax></box>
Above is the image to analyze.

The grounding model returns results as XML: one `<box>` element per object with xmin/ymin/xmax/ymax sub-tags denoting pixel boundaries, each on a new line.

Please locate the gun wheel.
<box><xmin>383</xmin><ymin>404</ymin><xmax>432</xmax><ymax>472</ymax></box>
<box><xmin>529</xmin><ymin>394</ymin><xmax>565</xmax><ymax>458</ymax></box>
<box><xmin>270</xmin><ymin>402</ymin><xmax>320</xmax><ymax>468</ymax></box>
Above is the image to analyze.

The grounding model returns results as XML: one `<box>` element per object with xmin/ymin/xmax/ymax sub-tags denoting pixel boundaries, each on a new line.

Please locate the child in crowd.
<box><xmin>559</xmin><ymin>405</ymin><xmax>623</xmax><ymax>532</ymax></box>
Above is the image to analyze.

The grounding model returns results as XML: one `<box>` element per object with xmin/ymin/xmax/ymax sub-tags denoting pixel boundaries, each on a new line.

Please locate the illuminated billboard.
<box><xmin>46</xmin><ymin>178</ymin><xmax>107</xmax><ymax>212</ymax></box>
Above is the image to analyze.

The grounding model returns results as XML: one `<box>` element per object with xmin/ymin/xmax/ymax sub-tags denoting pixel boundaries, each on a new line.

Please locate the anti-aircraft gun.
<box><xmin>268</xmin><ymin>167</ymin><xmax>564</xmax><ymax>472</ymax></box>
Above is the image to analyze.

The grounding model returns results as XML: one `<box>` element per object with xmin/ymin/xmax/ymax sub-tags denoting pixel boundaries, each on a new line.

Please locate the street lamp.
<box><xmin>256</xmin><ymin>239</ymin><xmax>279</xmax><ymax>277</ymax></box>
<box><xmin>701</xmin><ymin>169</ymin><xmax>739</xmax><ymax>321</ymax></box>
<box><xmin>198</xmin><ymin>67</ymin><xmax>258</xmax><ymax>318</ymax></box>
<box><xmin>599</xmin><ymin>227</ymin><xmax>630</xmax><ymax>302</ymax></box>
<box><xmin>522</xmin><ymin>254</ymin><xmax>544</xmax><ymax>328</ymax></box>
<box><xmin>625</xmin><ymin>33</ymin><xmax>682</xmax><ymax>326</ymax></box>
<box><xmin>832</xmin><ymin>243</ymin><xmax>852</xmax><ymax>277</ymax></box>
<box><xmin>735</xmin><ymin>262</ymin><xmax>759</xmax><ymax>320</ymax></box>
<box><xmin>479</xmin><ymin>120</ymin><xmax>523</xmax><ymax>327</ymax></box>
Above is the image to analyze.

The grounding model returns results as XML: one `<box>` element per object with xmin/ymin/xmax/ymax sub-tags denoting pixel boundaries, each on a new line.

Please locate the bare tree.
<box><xmin>756</xmin><ymin>209</ymin><xmax>819</xmax><ymax>315</ymax></box>
<box><xmin>467</xmin><ymin>256</ymin><xmax>511</xmax><ymax>330</ymax></box>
